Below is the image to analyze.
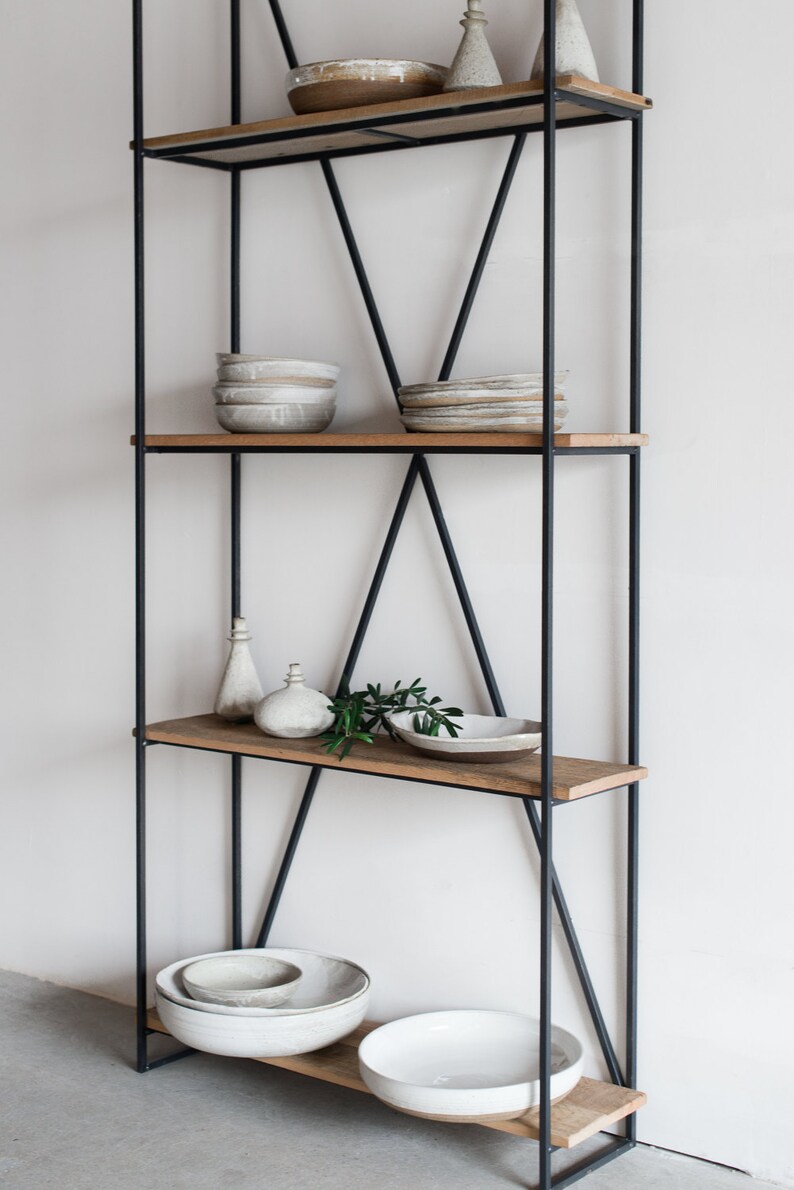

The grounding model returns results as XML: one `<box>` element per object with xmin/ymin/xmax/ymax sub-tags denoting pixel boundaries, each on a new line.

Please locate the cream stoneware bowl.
<box><xmin>358</xmin><ymin>1010</ymin><xmax>583</xmax><ymax>1122</ymax></box>
<box><xmin>182</xmin><ymin>955</ymin><xmax>303</xmax><ymax>1008</ymax></box>
<box><xmin>388</xmin><ymin>711</ymin><xmax>542</xmax><ymax>762</ymax></box>
<box><xmin>154</xmin><ymin>948</ymin><xmax>370</xmax><ymax>1058</ymax></box>
<box><xmin>216</xmin><ymin>355</ymin><xmax>339</xmax><ymax>385</ymax></box>
<box><xmin>155</xmin><ymin>948</ymin><xmax>369</xmax><ymax>1018</ymax></box>
<box><xmin>214</xmin><ymin>403</ymin><xmax>335</xmax><ymax>433</ymax></box>
<box><xmin>213</xmin><ymin>383</ymin><xmax>338</xmax><ymax>406</ymax></box>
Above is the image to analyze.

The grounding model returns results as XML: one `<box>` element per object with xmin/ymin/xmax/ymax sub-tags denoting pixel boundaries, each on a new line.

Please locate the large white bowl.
<box><xmin>359</xmin><ymin>1011</ymin><xmax>583</xmax><ymax>1122</ymax></box>
<box><xmin>213</xmin><ymin>383</ymin><xmax>338</xmax><ymax>406</ymax></box>
<box><xmin>214</xmin><ymin>403</ymin><xmax>336</xmax><ymax>433</ymax></box>
<box><xmin>388</xmin><ymin>711</ymin><xmax>542</xmax><ymax>763</ymax></box>
<box><xmin>156</xmin><ymin>948</ymin><xmax>369</xmax><ymax>1018</ymax></box>
<box><xmin>154</xmin><ymin>948</ymin><xmax>370</xmax><ymax>1058</ymax></box>
<box><xmin>182</xmin><ymin>955</ymin><xmax>303</xmax><ymax>1008</ymax></box>
<box><xmin>216</xmin><ymin>355</ymin><xmax>339</xmax><ymax>385</ymax></box>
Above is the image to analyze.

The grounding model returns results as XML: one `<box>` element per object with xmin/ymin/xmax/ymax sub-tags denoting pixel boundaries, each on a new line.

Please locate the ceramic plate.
<box><xmin>398</xmin><ymin>371</ymin><xmax>568</xmax><ymax>395</ymax></box>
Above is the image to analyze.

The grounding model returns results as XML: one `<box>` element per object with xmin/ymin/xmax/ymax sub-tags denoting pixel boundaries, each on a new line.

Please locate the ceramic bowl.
<box><xmin>213</xmin><ymin>382</ymin><xmax>338</xmax><ymax>406</ymax></box>
<box><xmin>182</xmin><ymin>955</ymin><xmax>303</xmax><ymax>1008</ymax></box>
<box><xmin>214</xmin><ymin>402</ymin><xmax>336</xmax><ymax>434</ymax></box>
<box><xmin>400</xmin><ymin>412</ymin><xmax>567</xmax><ymax>433</ymax></box>
<box><xmin>216</xmin><ymin>355</ymin><xmax>339</xmax><ymax>385</ymax></box>
<box><xmin>359</xmin><ymin>1011</ymin><xmax>583</xmax><ymax>1122</ymax></box>
<box><xmin>286</xmin><ymin>59</ymin><xmax>447</xmax><ymax>115</ymax></box>
<box><xmin>154</xmin><ymin>948</ymin><xmax>370</xmax><ymax>1058</ymax></box>
<box><xmin>155</xmin><ymin>947</ymin><xmax>369</xmax><ymax>1018</ymax></box>
<box><xmin>387</xmin><ymin>711</ymin><xmax>542</xmax><ymax>763</ymax></box>
<box><xmin>398</xmin><ymin>372</ymin><xmax>568</xmax><ymax>397</ymax></box>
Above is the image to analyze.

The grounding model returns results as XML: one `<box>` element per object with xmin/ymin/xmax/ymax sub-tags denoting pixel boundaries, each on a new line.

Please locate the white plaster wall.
<box><xmin>1</xmin><ymin>0</ymin><xmax>793</xmax><ymax>1184</ymax></box>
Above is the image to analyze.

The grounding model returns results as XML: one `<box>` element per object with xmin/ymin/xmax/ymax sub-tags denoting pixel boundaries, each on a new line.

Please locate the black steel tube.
<box><xmin>438</xmin><ymin>134</ymin><xmax>526</xmax><ymax>382</ymax></box>
<box><xmin>268</xmin><ymin>0</ymin><xmax>299</xmax><ymax>70</ymax></box>
<box><xmin>230</xmin><ymin>0</ymin><xmax>241</xmax><ymax>124</ymax></box>
<box><xmin>231</xmin><ymin>754</ymin><xmax>243</xmax><ymax>947</ymax></box>
<box><xmin>255</xmin><ymin>458</ymin><xmax>421</xmax><ymax>945</ymax></box>
<box><xmin>539</xmin><ymin>0</ymin><xmax>557</xmax><ymax>1181</ymax></box>
<box><xmin>132</xmin><ymin>0</ymin><xmax>148</xmax><ymax>1077</ymax></box>
<box><xmin>551</xmin><ymin>1138</ymin><xmax>634</xmax><ymax>1189</ymax></box>
<box><xmin>626</xmin><ymin>0</ymin><xmax>645</xmax><ymax>1129</ymax></box>
<box><xmin>146</xmin><ymin>443</ymin><xmax>638</xmax><ymax>457</ymax></box>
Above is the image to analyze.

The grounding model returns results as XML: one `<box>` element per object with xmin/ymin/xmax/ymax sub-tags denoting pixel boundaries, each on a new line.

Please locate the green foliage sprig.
<box><xmin>321</xmin><ymin>678</ymin><xmax>463</xmax><ymax>761</ymax></box>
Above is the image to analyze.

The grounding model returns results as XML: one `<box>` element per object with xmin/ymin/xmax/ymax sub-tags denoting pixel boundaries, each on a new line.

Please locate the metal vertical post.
<box><xmin>230</xmin><ymin>0</ymin><xmax>243</xmax><ymax>950</ymax></box>
<box><xmin>540</xmin><ymin>0</ymin><xmax>557</xmax><ymax>1182</ymax></box>
<box><xmin>132</xmin><ymin>0</ymin><xmax>148</xmax><ymax>1074</ymax></box>
<box><xmin>627</xmin><ymin>0</ymin><xmax>644</xmax><ymax>1135</ymax></box>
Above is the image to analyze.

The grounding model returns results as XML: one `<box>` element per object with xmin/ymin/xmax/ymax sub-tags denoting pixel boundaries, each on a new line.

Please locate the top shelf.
<box><xmin>140</xmin><ymin>76</ymin><xmax>652</xmax><ymax>170</ymax></box>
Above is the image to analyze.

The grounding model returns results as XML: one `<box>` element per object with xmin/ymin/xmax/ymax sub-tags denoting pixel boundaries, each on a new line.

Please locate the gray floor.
<box><xmin>0</xmin><ymin>969</ymin><xmax>778</xmax><ymax>1190</ymax></box>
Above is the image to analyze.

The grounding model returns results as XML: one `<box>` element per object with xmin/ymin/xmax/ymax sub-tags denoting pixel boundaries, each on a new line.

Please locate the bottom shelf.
<box><xmin>147</xmin><ymin>1012</ymin><xmax>645</xmax><ymax>1149</ymax></box>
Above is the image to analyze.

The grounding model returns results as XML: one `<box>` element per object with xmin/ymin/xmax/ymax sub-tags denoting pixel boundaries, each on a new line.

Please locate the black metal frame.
<box><xmin>133</xmin><ymin>2</ymin><xmax>645</xmax><ymax>1185</ymax></box>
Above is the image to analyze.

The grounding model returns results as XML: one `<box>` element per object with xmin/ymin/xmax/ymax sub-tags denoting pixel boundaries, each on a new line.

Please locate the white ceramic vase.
<box><xmin>214</xmin><ymin>617</ymin><xmax>264</xmax><ymax>722</ymax></box>
<box><xmin>444</xmin><ymin>0</ymin><xmax>502</xmax><ymax>91</ymax></box>
<box><xmin>531</xmin><ymin>0</ymin><xmax>599</xmax><ymax>83</ymax></box>
<box><xmin>254</xmin><ymin>664</ymin><xmax>335</xmax><ymax>739</ymax></box>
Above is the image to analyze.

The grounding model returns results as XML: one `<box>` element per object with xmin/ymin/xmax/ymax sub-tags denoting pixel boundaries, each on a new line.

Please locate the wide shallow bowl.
<box><xmin>213</xmin><ymin>382</ymin><xmax>338</xmax><ymax>406</ymax></box>
<box><xmin>388</xmin><ymin>711</ymin><xmax>542</xmax><ymax>762</ymax></box>
<box><xmin>286</xmin><ymin>59</ymin><xmax>447</xmax><ymax>115</ymax></box>
<box><xmin>156</xmin><ymin>947</ymin><xmax>369</xmax><ymax>1018</ymax></box>
<box><xmin>216</xmin><ymin>355</ymin><xmax>339</xmax><ymax>385</ymax></box>
<box><xmin>215</xmin><ymin>402</ymin><xmax>336</xmax><ymax>433</ymax></box>
<box><xmin>400</xmin><ymin>400</ymin><xmax>569</xmax><ymax>419</ymax></box>
<box><xmin>154</xmin><ymin>948</ymin><xmax>370</xmax><ymax>1058</ymax></box>
<box><xmin>182</xmin><ymin>955</ymin><xmax>303</xmax><ymax>1008</ymax></box>
<box><xmin>359</xmin><ymin>1011</ymin><xmax>583</xmax><ymax>1122</ymax></box>
<box><xmin>400</xmin><ymin>411</ymin><xmax>567</xmax><ymax>433</ymax></box>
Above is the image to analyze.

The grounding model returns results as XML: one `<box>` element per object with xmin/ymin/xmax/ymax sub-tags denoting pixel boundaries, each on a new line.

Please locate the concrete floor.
<box><xmin>0</xmin><ymin>969</ymin><xmax>778</xmax><ymax>1190</ymax></box>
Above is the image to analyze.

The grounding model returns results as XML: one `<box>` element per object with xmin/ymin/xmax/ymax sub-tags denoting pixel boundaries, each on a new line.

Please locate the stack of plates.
<box><xmin>213</xmin><ymin>354</ymin><xmax>340</xmax><ymax>434</ymax></box>
<box><xmin>398</xmin><ymin>372</ymin><xmax>568</xmax><ymax>433</ymax></box>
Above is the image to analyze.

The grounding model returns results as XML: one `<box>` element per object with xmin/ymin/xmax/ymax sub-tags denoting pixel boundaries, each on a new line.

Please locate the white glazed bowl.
<box><xmin>215</xmin><ymin>355</ymin><xmax>339</xmax><ymax>385</ymax></box>
<box><xmin>156</xmin><ymin>948</ymin><xmax>369</xmax><ymax>1018</ymax></box>
<box><xmin>213</xmin><ymin>383</ymin><xmax>338</xmax><ymax>406</ymax></box>
<box><xmin>154</xmin><ymin>948</ymin><xmax>370</xmax><ymax>1058</ymax></box>
<box><xmin>359</xmin><ymin>1011</ymin><xmax>583</xmax><ymax>1122</ymax></box>
<box><xmin>388</xmin><ymin>712</ymin><xmax>542</xmax><ymax>763</ymax></box>
<box><xmin>182</xmin><ymin>955</ymin><xmax>303</xmax><ymax>1008</ymax></box>
<box><xmin>214</xmin><ymin>402</ymin><xmax>336</xmax><ymax>433</ymax></box>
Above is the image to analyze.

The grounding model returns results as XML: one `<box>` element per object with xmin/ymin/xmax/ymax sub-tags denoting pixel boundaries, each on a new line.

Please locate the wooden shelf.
<box><xmin>143</xmin><ymin>714</ymin><xmax>647</xmax><ymax>802</ymax></box>
<box><xmin>135</xmin><ymin>432</ymin><xmax>649</xmax><ymax>453</ymax></box>
<box><xmin>146</xmin><ymin>1014</ymin><xmax>646</xmax><ymax>1149</ymax></box>
<box><xmin>140</xmin><ymin>77</ymin><xmax>652</xmax><ymax>169</ymax></box>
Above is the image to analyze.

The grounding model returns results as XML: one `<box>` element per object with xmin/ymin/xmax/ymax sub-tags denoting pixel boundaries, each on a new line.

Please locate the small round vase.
<box><xmin>444</xmin><ymin>0</ymin><xmax>502</xmax><ymax>92</ymax></box>
<box><xmin>254</xmin><ymin>664</ymin><xmax>335</xmax><ymax>739</ymax></box>
<box><xmin>531</xmin><ymin>0</ymin><xmax>599</xmax><ymax>83</ymax></box>
<box><xmin>214</xmin><ymin>617</ymin><xmax>264</xmax><ymax>723</ymax></box>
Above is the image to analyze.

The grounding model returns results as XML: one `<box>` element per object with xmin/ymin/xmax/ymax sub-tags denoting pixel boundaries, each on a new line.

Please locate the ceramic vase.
<box><xmin>214</xmin><ymin>617</ymin><xmax>264</xmax><ymax>722</ymax></box>
<box><xmin>444</xmin><ymin>0</ymin><xmax>502</xmax><ymax>92</ymax></box>
<box><xmin>254</xmin><ymin>663</ymin><xmax>335</xmax><ymax>739</ymax></box>
<box><xmin>531</xmin><ymin>0</ymin><xmax>599</xmax><ymax>83</ymax></box>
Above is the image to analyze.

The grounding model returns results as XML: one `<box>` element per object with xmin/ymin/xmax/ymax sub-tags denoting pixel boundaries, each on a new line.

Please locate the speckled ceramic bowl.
<box><xmin>214</xmin><ymin>402</ymin><xmax>336</xmax><ymax>433</ymax></box>
<box><xmin>216</xmin><ymin>355</ymin><xmax>339</xmax><ymax>385</ymax></box>
<box><xmin>388</xmin><ymin>712</ymin><xmax>542</xmax><ymax>762</ymax></box>
<box><xmin>182</xmin><ymin>955</ymin><xmax>303</xmax><ymax>1008</ymax></box>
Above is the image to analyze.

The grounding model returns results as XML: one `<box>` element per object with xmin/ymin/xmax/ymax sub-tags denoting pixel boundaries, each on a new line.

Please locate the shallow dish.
<box><xmin>213</xmin><ymin>383</ymin><xmax>337</xmax><ymax>406</ymax></box>
<box><xmin>286</xmin><ymin>59</ymin><xmax>447</xmax><ymax>115</ymax></box>
<box><xmin>400</xmin><ymin>414</ymin><xmax>567</xmax><ymax>433</ymax></box>
<box><xmin>182</xmin><ymin>955</ymin><xmax>303</xmax><ymax>1008</ymax></box>
<box><xmin>399</xmin><ymin>390</ymin><xmax>566</xmax><ymax>409</ymax></box>
<box><xmin>359</xmin><ymin>1010</ymin><xmax>583</xmax><ymax>1122</ymax></box>
<box><xmin>400</xmin><ymin>400</ymin><xmax>569</xmax><ymax>419</ymax></box>
<box><xmin>398</xmin><ymin>371</ymin><xmax>568</xmax><ymax>396</ymax></box>
<box><xmin>388</xmin><ymin>711</ymin><xmax>542</xmax><ymax>762</ymax></box>
<box><xmin>215</xmin><ymin>402</ymin><xmax>335</xmax><ymax>433</ymax></box>
<box><xmin>216</xmin><ymin>355</ymin><xmax>339</xmax><ymax>385</ymax></box>
<box><xmin>156</xmin><ymin>947</ymin><xmax>369</xmax><ymax>1018</ymax></box>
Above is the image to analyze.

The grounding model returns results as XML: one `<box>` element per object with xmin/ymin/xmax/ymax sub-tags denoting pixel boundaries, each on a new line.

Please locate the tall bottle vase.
<box><xmin>531</xmin><ymin>0</ymin><xmax>599</xmax><ymax>83</ymax></box>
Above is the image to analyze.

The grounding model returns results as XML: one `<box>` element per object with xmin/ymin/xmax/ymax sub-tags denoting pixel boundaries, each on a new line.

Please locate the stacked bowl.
<box><xmin>155</xmin><ymin>947</ymin><xmax>370</xmax><ymax>1057</ymax></box>
<box><xmin>399</xmin><ymin>372</ymin><xmax>568</xmax><ymax>433</ymax></box>
<box><xmin>214</xmin><ymin>354</ymin><xmax>340</xmax><ymax>434</ymax></box>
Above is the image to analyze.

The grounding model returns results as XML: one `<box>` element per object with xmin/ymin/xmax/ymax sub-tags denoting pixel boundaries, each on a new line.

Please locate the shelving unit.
<box><xmin>132</xmin><ymin>3</ymin><xmax>650</xmax><ymax>1187</ymax></box>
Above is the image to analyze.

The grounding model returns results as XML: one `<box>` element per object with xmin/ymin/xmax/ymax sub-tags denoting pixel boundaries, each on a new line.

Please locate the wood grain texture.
<box><xmin>139</xmin><ymin>77</ymin><xmax>652</xmax><ymax>166</ymax></box>
<box><xmin>146</xmin><ymin>1013</ymin><xmax>645</xmax><ymax>1147</ymax></box>
<box><xmin>142</xmin><ymin>714</ymin><xmax>647</xmax><ymax>801</ymax></box>
<box><xmin>133</xmin><ymin>432</ymin><xmax>649</xmax><ymax>450</ymax></box>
